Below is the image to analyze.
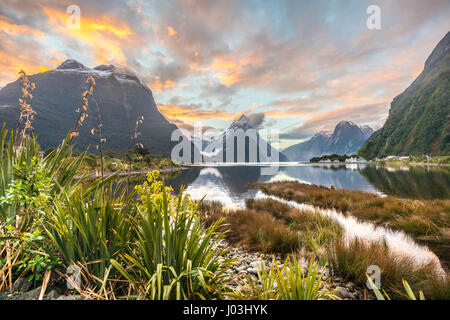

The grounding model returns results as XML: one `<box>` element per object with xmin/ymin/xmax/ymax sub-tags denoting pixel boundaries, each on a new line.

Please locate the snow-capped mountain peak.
<box><xmin>54</xmin><ymin>59</ymin><xmax>143</xmax><ymax>85</ymax></box>
<box><xmin>56</xmin><ymin>59</ymin><xmax>87</xmax><ymax>70</ymax></box>
<box><xmin>228</xmin><ymin>114</ymin><xmax>251</xmax><ymax>131</ymax></box>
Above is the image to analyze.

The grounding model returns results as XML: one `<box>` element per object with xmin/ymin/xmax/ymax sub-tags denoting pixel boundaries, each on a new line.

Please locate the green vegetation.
<box><xmin>0</xmin><ymin>72</ymin><xmax>234</xmax><ymax>299</ymax></box>
<box><xmin>233</xmin><ymin>255</ymin><xmax>337</xmax><ymax>300</ymax></box>
<box><xmin>0</xmin><ymin>122</ymin><xmax>89</xmax><ymax>289</ymax></box>
<box><xmin>367</xmin><ymin>276</ymin><xmax>426</xmax><ymax>300</ymax></box>
<box><xmin>43</xmin><ymin>184</ymin><xmax>134</xmax><ymax>285</ymax></box>
<box><xmin>360</xmin><ymin>165</ymin><xmax>450</xmax><ymax>200</ymax></box>
<box><xmin>375</xmin><ymin>155</ymin><xmax>450</xmax><ymax>165</ymax></box>
<box><xmin>310</xmin><ymin>154</ymin><xmax>359</xmax><ymax>163</ymax></box>
<box><xmin>111</xmin><ymin>178</ymin><xmax>233</xmax><ymax>299</ymax></box>
<box><xmin>0</xmin><ymin>125</ymin><xmax>233</xmax><ymax>298</ymax></box>
<box><xmin>78</xmin><ymin>149</ymin><xmax>180</xmax><ymax>175</ymax></box>
<box><xmin>252</xmin><ymin>181</ymin><xmax>450</xmax><ymax>241</ymax></box>
<box><xmin>359</xmin><ymin>32</ymin><xmax>449</xmax><ymax>159</ymax></box>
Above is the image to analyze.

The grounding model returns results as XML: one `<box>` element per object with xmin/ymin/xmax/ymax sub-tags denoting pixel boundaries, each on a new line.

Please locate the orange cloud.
<box><xmin>150</xmin><ymin>77</ymin><xmax>176</xmax><ymax>91</ymax></box>
<box><xmin>42</xmin><ymin>7</ymin><xmax>133</xmax><ymax>65</ymax></box>
<box><xmin>210</xmin><ymin>56</ymin><xmax>255</xmax><ymax>87</ymax></box>
<box><xmin>265</xmin><ymin>109</ymin><xmax>313</xmax><ymax>118</ymax></box>
<box><xmin>0</xmin><ymin>18</ymin><xmax>45</xmax><ymax>39</ymax></box>
<box><xmin>167</xmin><ymin>26</ymin><xmax>178</xmax><ymax>37</ymax></box>
<box><xmin>158</xmin><ymin>104</ymin><xmax>234</xmax><ymax>120</ymax></box>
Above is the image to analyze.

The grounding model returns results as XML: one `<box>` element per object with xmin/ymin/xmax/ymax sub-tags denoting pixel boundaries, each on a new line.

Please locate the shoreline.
<box><xmin>183</xmin><ymin>161</ymin><xmax>449</xmax><ymax>167</ymax></box>
<box><xmin>75</xmin><ymin>166</ymin><xmax>187</xmax><ymax>179</ymax></box>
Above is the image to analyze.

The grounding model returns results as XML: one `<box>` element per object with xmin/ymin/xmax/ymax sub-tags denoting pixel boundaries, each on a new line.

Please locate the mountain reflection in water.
<box><xmin>163</xmin><ymin>164</ymin><xmax>450</xmax><ymax>269</ymax></box>
<box><xmin>165</xmin><ymin>164</ymin><xmax>450</xmax><ymax>208</ymax></box>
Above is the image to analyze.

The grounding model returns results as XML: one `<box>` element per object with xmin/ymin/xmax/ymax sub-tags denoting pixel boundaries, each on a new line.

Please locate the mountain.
<box><xmin>359</xmin><ymin>31</ymin><xmax>450</xmax><ymax>159</ymax></box>
<box><xmin>360</xmin><ymin>125</ymin><xmax>376</xmax><ymax>139</ymax></box>
<box><xmin>326</xmin><ymin>121</ymin><xmax>373</xmax><ymax>154</ymax></box>
<box><xmin>282</xmin><ymin>121</ymin><xmax>374</xmax><ymax>161</ymax></box>
<box><xmin>282</xmin><ymin>131</ymin><xmax>331</xmax><ymax>162</ymax></box>
<box><xmin>0</xmin><ymin>59</ymin><xmax>177</xmax><ymax>155</ymax></box>
<box><xmin>202</xmin><ymin>114</ymin><xmax>288</xmax><ymax>162</ymax></box>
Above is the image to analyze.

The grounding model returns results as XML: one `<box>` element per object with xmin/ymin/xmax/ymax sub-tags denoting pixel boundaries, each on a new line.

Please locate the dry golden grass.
<box><xmin>199</xmin><ymin>198</ymin><xmax>343</xmax><ymax>256</ymax></box>
<box><xmin>251</xmin><ymin>181</ymin><xmax>450</xmax><ymax>241</ymax></box>
<box><xmin>327</xmin><ymin>238</ymin><xmax>448</xmax><ymax>300</ymax></box>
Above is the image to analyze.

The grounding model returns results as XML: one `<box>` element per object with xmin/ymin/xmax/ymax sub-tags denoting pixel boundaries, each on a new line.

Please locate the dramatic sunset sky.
<box><xmin>1</xmin><ymin>0</ymin><xmax>449</xmax><ymax>148</ymax></box>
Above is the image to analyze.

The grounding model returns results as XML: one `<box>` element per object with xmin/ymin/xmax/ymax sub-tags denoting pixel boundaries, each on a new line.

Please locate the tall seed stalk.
<box><xmin>91</xmin><ymin>96</ymin><xmax>105</xmax><ymax>180</ymax></box>
<box><xmin>15</xmin><ymin>70</ymin><xmax>36</xmax><ymax>146</ymax></box>
<box><xmin>127</xmin><ymin>115</ymin><xmax>144</xmax><ymax>189</ymax></box>
<box><xmin>69</xmin><ymin>75</ymin><xmax>95</xmax><ymax>144</ymax></box>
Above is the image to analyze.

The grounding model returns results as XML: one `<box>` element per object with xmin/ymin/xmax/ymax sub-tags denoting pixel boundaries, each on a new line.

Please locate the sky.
<box><xmin>1</xmin><ymin>0</ymin><xmax>449</xmax><ymax>149</ymax></box>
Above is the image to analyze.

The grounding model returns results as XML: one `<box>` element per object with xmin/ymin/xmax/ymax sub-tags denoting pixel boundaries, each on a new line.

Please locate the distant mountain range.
<box><xmin>282</xmin><ymin>121</ymin><xmax>374</xmax><ymax>161</ymax></box>
<box><xmin>0</xmin><ymin>59</ymin><xmax>177</xmax><ymax>155</ymax></box>
<box><xmin>359</xmin><ymin>31</ymin><xmax>450</xmax><ymax>159</ymax></box>
<box><xmin>202</xmin><ymin>114</ymin><xmax>288</xmax><ymax>162</ymax></box>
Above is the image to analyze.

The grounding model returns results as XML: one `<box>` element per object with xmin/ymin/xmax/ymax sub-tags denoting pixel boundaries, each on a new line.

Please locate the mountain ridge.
<box><xmin>0</xmin><ymin>59</ymin><xmax>178</xmax><ymax>155</ymax></box>
<box><xmin>359</xmin><ymin>31</ymin><xmax>450</xmax><ymax>159</ymax></box>
<box><xmin>202</xmin><ymin>114</ymin><xmax>288</xmax><ymax>162</ymax></box>
<box><xmin>283</xmin><ymin>121</ymin><xmax>374</xmax><ymax>161</ymax></box>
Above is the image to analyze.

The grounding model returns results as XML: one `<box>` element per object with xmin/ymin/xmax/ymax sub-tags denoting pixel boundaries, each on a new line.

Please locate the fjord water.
<box><xmin>164</xmin><ymin>163</ymin><xmax>450</xmax><ymax>269</ymax></box>
<box><xmin>165</xmin><ymin>164</ymin><xmax>450</xmax><ymax>208</ymax></box>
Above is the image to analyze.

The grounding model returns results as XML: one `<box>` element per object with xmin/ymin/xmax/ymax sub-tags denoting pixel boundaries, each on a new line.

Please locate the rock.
<box><xmin>248</xmin><ymin>267</ymin><xmax>258</xmax><ymax>275</ymax></box>
<box><xmin>237</xmin><ymin>266</ymin><xmax>246</xmax><ymax>272</ymax></box>
<box><xmin>56</xmin><ymin>295</ymin><xmax>83</xmax><ymax>300</ymax></box>
<box><xmin>46</xmin><ymin>289</ymin><xmax>61</xmax><ymax>299</ymax></box>
<box><xmin>12</xmin><ymin>278</ymin><xmax>32</xmax><ymax>292</ymax></box>
<box><xmin>335</xmin><ymin>286</ymin><xmax>355</xmax><ymax>299</ymax></box>
<box><xmin>346</xmin><ymin>282</ymin><xmax>355</xmax><ymax>290</ymax></box>
<box><xmin>249</xmin><ymin>261</ymin><xmax>263</xmax><ymax>270</ymax></box>
<box><xmin>17</xmin><ymin>286</ymin><xmax>42</xmax><ymax>300</ymax></box>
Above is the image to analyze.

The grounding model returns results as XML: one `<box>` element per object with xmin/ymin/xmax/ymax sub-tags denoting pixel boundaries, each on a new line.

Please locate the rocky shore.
<box><xmin>219</xmin><ymin>240</ymin><xmax>370</xmax><ymax>300</ymax></box>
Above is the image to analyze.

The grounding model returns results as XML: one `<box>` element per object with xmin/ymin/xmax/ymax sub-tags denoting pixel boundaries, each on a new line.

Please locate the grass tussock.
<box><xmin>252</xmin><ymin>181</ymin><xmax>450</xmax><ymax>240</ymax></box>
<box><xmin>200</xmin><ymin>198</ymin><xmax>343</xmax><ymax>256</ymax></box>
<box><xmin>327</xmin><ymin>238</ymin><xmax>448</xmax><ymax>299</ymax></box>
<box><xmin>233</xmin><ymin>255</ymin><xmax>338</xmax><ymax>300</ymax></box>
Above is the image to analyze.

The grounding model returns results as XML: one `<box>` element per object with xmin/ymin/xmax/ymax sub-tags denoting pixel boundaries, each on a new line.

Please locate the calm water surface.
<box><xmin>162</xmin><ymin>163</ymin><xmax>450</xmax><ymax>268</ymax></box>
<box><xmin>165</xmin><ymin>164</ymin><xmax>450</xmax><ymax>209</ymax></box>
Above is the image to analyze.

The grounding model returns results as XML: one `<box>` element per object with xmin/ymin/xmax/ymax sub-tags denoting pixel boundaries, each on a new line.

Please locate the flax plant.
<box><xmin>43</xmin><ymin>181</ymin><xmax>132</xmax><ymax>286</ymax></box>
<box><xmin>111</xmin><ymin>176</ymin><xmax>234</xmax><ymax>299</ymax></box>
<box><xmin>366</xmin><ymin>275</ymin><xmax>426</xmax><ymax>300</ymax></box>
<box><xmin>0</xmin><ymin>126</ymin><xmax>92</xmax><ymax>291</ymax></box>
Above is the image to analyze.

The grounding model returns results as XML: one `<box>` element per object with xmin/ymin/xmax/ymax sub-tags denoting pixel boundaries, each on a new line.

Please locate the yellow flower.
<box><xmin>152</xmin><ymin>170</ymin><xmax>160</xmax><ymax>180</ymax></box>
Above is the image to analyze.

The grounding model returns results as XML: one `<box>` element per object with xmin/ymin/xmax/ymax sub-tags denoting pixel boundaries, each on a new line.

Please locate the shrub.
<box><xmin>111</xmin><ymin>173</ymin><xmax>234</xmax><ymax>299</ymax></box>
<box><xmin>0</xmin><ymin>125</ymin><xmax>88</xmax><ymax>288</ymax></box>
<box><xmin>43</xmin><ymin>183</ymin><xmax>133</xmax><ymax>287</ymax></box>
